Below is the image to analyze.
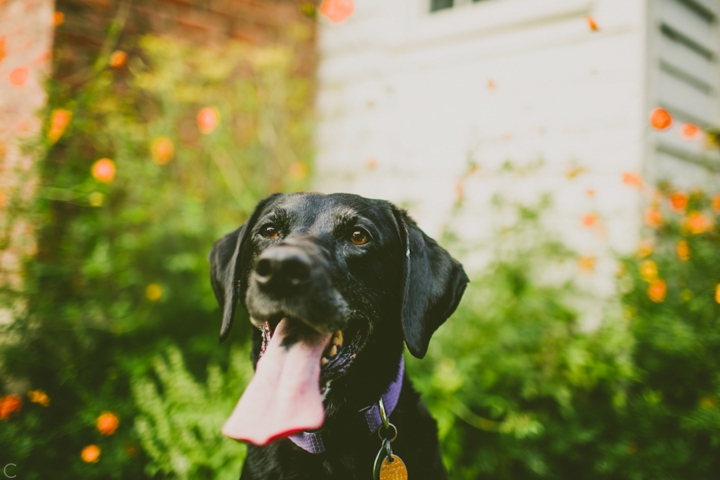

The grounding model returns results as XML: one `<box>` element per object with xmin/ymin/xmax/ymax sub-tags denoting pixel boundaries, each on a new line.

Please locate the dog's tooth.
<box><xmin>333</xmin><ymin>330</ymin><xmax>343</xmax><ymax>346</ymax></box>
<box><xmin>328</xmin><ymin>345</ymin><xmax>338</xmax><ymax>358</ymax></box>
<box><xmin>321</xmin><ymin>357</ymin><xmax>329</xmax><ymax>366</ymax></box>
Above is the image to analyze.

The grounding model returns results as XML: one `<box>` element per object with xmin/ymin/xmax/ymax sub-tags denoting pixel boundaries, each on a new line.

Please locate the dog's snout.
<box><xmin>254</xmin><ymin>247</ymin><xmax>312</xmax><ymax>287</ymax></box>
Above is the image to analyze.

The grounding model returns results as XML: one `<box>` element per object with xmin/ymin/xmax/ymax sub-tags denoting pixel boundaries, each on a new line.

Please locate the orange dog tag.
<box><xmin>379</xmin><ymin>455</ymin><xmax>408</xmax><ymax>480</ymax></box>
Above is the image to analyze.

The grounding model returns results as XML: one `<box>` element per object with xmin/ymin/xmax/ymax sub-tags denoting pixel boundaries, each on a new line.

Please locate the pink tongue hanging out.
<box><xmin>222</xmin><ymin>319</ymin><xmax>333</xmax><ymax>445</ymax></box>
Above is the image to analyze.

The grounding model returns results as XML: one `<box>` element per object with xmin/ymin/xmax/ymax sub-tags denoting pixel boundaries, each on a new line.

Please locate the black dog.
<box><xmin>208</xmin><ymin>192</ymin><xmax>468</xmax><ymax>479</ymax></box>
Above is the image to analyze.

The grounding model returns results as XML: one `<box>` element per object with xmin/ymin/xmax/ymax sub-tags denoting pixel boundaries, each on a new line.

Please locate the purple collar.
<box><xmin>288</xmin><ymin>357</ymin><xmax>405</xmax><ymax>454</ymax></box>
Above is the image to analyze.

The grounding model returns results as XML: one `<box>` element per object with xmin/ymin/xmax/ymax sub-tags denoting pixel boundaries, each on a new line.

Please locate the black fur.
<box><xmin>208</xmin><ymin>192</ymin><xmax>468</xmax><ymax>480</ymax></box>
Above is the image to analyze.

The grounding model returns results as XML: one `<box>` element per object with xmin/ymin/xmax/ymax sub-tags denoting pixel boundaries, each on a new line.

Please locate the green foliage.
<box><xmin>132</xmin><ymin>345</ymin><xmax>251</xmax><ymax>479</ymax></box>
<box><xmin>414</xmin><ymin>192</ymin><xmax>720</xmax><ymax>479</ymax></box>
<box><xmin>413</xmin><ymin>201</ymin><xmax>635</xmax><ymax>479</ymax></box>
<box><xmin>614</xmin><ymin>188</ymin><xmax>720</xmax><ymax>479</ymax></box>
<box><xmin>0</xmin><ymin>32</ymin><xmax>311</xmax><ymax>478</ymax></box>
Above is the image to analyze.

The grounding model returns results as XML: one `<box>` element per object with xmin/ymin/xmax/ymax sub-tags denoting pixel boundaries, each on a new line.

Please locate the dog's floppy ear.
<box><xmin>392</xmin><ymin>207</ymin><xmax>469</xmax><ymax>359</ymax></box>
<box><xmin>208</xmin><ymin>194</ymin><xmax>280</xmax><ymax>342</ymax></box>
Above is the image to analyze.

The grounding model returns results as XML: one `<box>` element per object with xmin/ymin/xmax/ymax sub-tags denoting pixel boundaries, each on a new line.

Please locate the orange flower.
<box><xmin>81</xmin><ymin>445</ymin><xmax>101</xmax><ymax>463</ymax></box>
<box><xmin>636</xmin><ymin>238</ymin><xmax>654</xmax><ymax>258</ymax></box>
<box><xmin>109</xmin><ymin>50</ymin><xmax>127</xmax><ymax>68</ymax></box>
<box><xmin>711</xmin><ymin>194</ymin><xmax>720</xmax><ymax>214</ymax></box>
<box><xmin>681</xmin><ymin>122</ymin><xmax>700</xmax><ymax>139</ymax></box>
<box><xmin>582</xmin><ymin>213</ymin><xmax>598</xmax><ymax>227</ymax></box>
<box><xmin>288</xmin><ymin>161</ymin><xmax>308</xmax><ymax>180</ymax></box>
<box><xmin>320</xmin><ymin>0</ymin><xmax>354</xmax><ymax>23</ymax></box>
<box><xmin>715</xmin><ymin>284</ymin><xmax>720</xmax><ymax>304</ymax></box>
<box><xmin>146</xmin><ymin>283</ymin><xmax>162</xmax><ymax>301</ymax></box>
<box><xmin>640</xmin><ymin>259</ymin><xmax>658</xmax><ymax>282</ymax></box>
<box><xmin>47</xmin><ymin>108</ymin><xmax>72</xmax><ymax>143</ymax></box>
<box><xmin>27</xmin><ymin>390</ymin><xmax>50</xmax><ymax>407</ymax></box>
<box><xmin>644</xmin><ymin>208</ymin><xmax>662</xmax><ymax>228</ymax></box>
<box><xmin>650</xmin><ymin>107</ymin><xmax>673</xmax><ymax>130</ymax></box>
<box><xmin>683</xmin><ymin>210</ymin><xmax>711</xmax><ymax>235</ymax></box>
<box><xmin>91</xmin><ymin>158</ymin><xmax>116</xmax><ymax>183</ymax></box>
<box><xmin>676</xmin><ymin>240</ymin><xmax>690</xmax><ymax>261</ymax></box>
<box><xmin>647</xmin><ymin>279</ymin><xmax>667</xmax><ymax>303</ymax></box>
<box><xmin>578</xmin><ymin>256</ymin><xmax>596</xmax><ymax>272</ymax></box>
<box><xmin>669</xmin><ymin>191</ymin><xmax>688</xmax><ymax>212</ymax></box>
<box><xmin>96</xmin><ymin>412</ymin><xmax>119</xmax><ymax>435</ymax></box>
<box><xmin>197</xmin><ymin>107</ymin><xmax>220</xmax><ymax>134</ymax></box>
<box><xmin>151</xmin><ymin>137</ymin><xmax>174</xmax><ymax>165</ymax></box>
<box><xmin>585</xmin><ymin>15</ymin><xmax>599</xmax><ymax>31</ymax></box>
<box><xmin>9</xmin><ymin>67</ymin><xmax>29</xmax><ymax>86</ymax></box>
<box><xmin>53</xmin><ymin>11</ymin><xmax>64</xmax><ymax>26</ymax></box>
<box><xmin>622</xmin><ymin>172</ymin><xmax>643</xmax><ymax>188</ymax></box>
<box><xmin>0</xmin><ymin>38</ymin><xmax>6</xmax><ymax>63</ymax></box>
<box><xmin>0</xmin><ymin>394</ymin><xmax>22</xmax><ymax>420</ymax></box>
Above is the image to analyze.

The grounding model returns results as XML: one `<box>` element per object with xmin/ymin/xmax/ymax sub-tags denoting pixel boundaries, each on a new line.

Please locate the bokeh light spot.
<box><xmin>9</xmin><ymin>67</ymin><xmax>29</xmax><ymax>86</ymax></box>
<box><xmin>91</xmin><ymin>158</ymin><xmax>116</xmax><ymax>183</ymax></box>
<box><xmin>320</xmin><ymin>0</ymin><xmax>354</xmax><ymax>23</ymax></box>
<box><xmin>650</xmin><ymin>107</ymin><xmax>672</xmax><ymax>130</ymax></box>
<box><xmin>81</xmin><ymin>445</ymin><xmax>101</xmax><ymax>463</ymax></box>
<box><xmin>109</xmin><ymin>50</ymin><xmax>127</xmax><ymax>68</ymax></box>
<box><xmin>151</xmin><ymin>137</ymin><xmax>174</xmax><ymax>165</ymax></box>
<box><xmin>585</xmin><ymin>16</ymin><xmax>599</xmax><ymax>31</ymax></box>
<box><xmin>197</xmin><ymin>107</ymin><xmax>220</xmax><ymax>134</ymax></box>
<box><xmin>647</xmin><ymin>279</ymin><xmax>667</xmax><ymax>303</ymax></box>
<box><xmin>88</xmin><ymin>192</ymin><xmax>104</xmax><ymax>207</ymax></box>
<box><xmin>96</xmin><ymin>412</ymin><xmax>119</xmax><ymax>435</ymax></box>
<box><xmin>28</xmin><ymin>390</ymin><xmax>50</xmax><ymax>406</ymax></box>
<box><xmin>146</xmin><ymin>283</ymin><xmax>162</xmax><ymax>301</ymax></box>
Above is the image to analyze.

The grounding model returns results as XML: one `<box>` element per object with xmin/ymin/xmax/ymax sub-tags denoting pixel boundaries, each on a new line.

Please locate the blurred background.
<box><xmin>1</xmin><ymin>0</ymin><xmax>720</xmax><ymax>478</ymax></box>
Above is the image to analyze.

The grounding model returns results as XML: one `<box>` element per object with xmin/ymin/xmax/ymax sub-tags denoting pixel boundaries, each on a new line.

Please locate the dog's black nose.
<box><xmin>254</xmin><ymin>247</ymin><xmax>312</xmax><ymax>288</ymax></box>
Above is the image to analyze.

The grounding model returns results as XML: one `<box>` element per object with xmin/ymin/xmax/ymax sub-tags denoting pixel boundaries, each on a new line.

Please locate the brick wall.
<box><xmin>54</xmin><ymin>0</ymin><xmax>317</xmax><ymax>82</ymax></box>
<box><xmin>0</xmin><ymin>0</ymin><xmax>54</xmax><ymax>325</ymax></box>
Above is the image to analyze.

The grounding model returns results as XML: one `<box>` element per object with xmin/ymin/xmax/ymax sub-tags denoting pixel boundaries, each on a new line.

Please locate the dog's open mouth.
<box><xmin>259</xmin><ymin>316</ymin><xmax>360</xmax><ymax>395</ymax></box>
<box><xmin>222</xmin><ymin>316</ymin><xmax>361</xmax><ymax>445</ymax></box>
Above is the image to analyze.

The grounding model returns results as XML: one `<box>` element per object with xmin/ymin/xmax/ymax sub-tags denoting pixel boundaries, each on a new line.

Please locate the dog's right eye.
<box><xmin>259</xmin><ymin>224</ymin><xmax>279</xmax><ymax>239</ymax></box>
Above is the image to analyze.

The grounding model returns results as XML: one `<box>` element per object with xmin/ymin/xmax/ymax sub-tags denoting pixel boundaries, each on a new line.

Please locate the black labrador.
<box><xmin>208</xmin><ymin>192</ymin><xmax>468</xmax><ymax>479</ymax></box>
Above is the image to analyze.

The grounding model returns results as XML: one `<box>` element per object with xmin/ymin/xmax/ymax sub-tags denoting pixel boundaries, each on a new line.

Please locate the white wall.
<box><xmin>314</xmin><ymin>0</ymin><xmax>650</xmax><ymax>300</ymax></box>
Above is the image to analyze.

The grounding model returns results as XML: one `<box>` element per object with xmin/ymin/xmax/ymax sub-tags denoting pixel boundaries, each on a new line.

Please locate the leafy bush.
<box><xmin>132</xmin><ymin>345</ymin><xmax>251</xmax><ymax>479</ymax></box>
<box><xmin>0</xmin><ymin>33</ymin><xmax>311</xmax><ymax>478</ymax></box>
<box><xmin>414</xmin><ymin>190</ymin><xmax>720</xmax><ymax>479</ymax></box>
<box><xmin>412</xmin><ymin>200</ymin><xmax>634</xmax><ymax>479</ymax></box>
<box><xmin>614</xmin><ymin>187</ymin><xmax>720</xmax><ymax>479</ymax></box>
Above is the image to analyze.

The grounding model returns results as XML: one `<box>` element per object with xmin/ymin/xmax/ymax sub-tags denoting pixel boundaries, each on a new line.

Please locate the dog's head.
<box><xmin>208</xmin><ymin>192</ymin><xmax>468</xmax><ymax>444</ymax></box>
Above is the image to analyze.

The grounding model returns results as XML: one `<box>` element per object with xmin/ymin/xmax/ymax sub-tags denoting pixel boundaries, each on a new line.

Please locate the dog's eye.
<box><xmin>349</xmin><ymin>229</ymin><xmax>370</xmax><ymax>245</ymax></box>
<box><xmin>259</xmin><ymin>224</ymin><xmax>279</xmax><ymax>239</ymax></box>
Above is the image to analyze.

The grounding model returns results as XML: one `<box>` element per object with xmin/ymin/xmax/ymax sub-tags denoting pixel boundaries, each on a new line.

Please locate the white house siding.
<box><xmin>314</xmin><ymin>0</ymin><xmax>653</xmax><ymax>303</ymax></box>
<box><xmin>647</xmin><ymin>0</ymin><xmax>720</xmax><ymax>190</ymax></box>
